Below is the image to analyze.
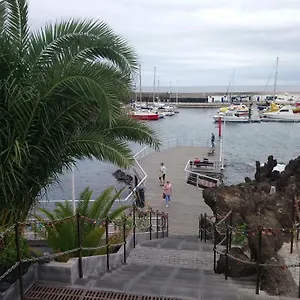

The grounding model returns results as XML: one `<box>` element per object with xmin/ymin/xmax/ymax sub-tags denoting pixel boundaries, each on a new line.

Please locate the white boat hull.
<box><xmin>213</xmin><ymin>115</ymin><xmax>249</xmax><ymax>123</ymax></box>
<box><xmin>262</xmin><ymin>114</ymin><xmax>300</xmax><ymax>122</ymax></box>
<box><xmin>262</xmin><ymin>105</ymin><xmax>300</xmax><ymax>122</ymax></box>
<box><xmin>165</xmin><ymin>111</ymin><xmax>175</xmax><ymax>116</ymax></box>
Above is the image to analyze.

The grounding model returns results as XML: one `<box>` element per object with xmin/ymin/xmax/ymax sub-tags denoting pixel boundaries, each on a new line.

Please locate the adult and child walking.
<box><xmin>159</xmin><ymin>162</ymin><xmax>172</xmax><ymax>207</ymax></box>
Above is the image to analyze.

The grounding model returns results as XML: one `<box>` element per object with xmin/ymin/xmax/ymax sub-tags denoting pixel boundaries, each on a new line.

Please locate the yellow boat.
<box><xmin>264</xmin><ymin>102</ymin><xmax>280</xmax><ymax>113</ymax></box>
<box><xmin>219</xmin><ymin>106</ymin><xmax>229</xmax><ymax>113</ymax></box>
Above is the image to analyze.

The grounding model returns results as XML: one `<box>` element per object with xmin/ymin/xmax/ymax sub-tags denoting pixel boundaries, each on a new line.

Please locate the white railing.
<box><xmin>35</xmin><ymin>137</ymin><xmax>222</xmax><ymax>211</ymax></box>
<box><xmin>184</xmin><ymin>159</ymin><xmax>221</xmax><ymax>188</ymax></box>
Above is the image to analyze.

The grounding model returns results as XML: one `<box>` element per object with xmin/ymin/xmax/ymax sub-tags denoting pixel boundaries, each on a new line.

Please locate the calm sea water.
<box><xmin>44</xmin><ymin>108</ymin><xmax>300</xmax><ymax>201</ymax></box>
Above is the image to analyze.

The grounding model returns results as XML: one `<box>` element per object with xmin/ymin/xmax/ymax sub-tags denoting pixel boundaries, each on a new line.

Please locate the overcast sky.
<box><xmin>28</xmin><ymin>0</ymin><xmax>300</xmax><ymax>88</ymax></box>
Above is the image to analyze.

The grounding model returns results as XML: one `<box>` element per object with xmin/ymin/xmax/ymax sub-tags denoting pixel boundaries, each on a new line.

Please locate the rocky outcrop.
<box><xmin>203</xmin><ymin>155</ymin><xmax>300</xmax><ymax>297</ymax></box>
<box><xmin>113</xmin><ymin>170</ymin><xmax>133</xmax><ymax>185</ymax></box>
<box><xmin>215</xmin><ymin>247</ymin><xmax>256</xmax><ymax>277</ymax></box>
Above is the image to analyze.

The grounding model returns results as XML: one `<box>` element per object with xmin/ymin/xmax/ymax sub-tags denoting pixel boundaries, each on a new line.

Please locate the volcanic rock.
<box><xmin>202</xmin><ymin>155</ymin><xmax>300</xmax><ymax>296</ymax></box>
<box><xmin>215</xmin><ymin>247</ymin><xmax>256</xmax><ymax>277</ymax></box>
<box><xmin>113</xmin><ymin>169</ymin><xmax>133</xmax><ymax>185</ymax></box>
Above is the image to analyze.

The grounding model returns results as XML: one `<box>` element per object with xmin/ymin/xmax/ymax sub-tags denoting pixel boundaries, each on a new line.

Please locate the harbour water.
<box><xmin>44</xmin><ymin>108</ymin><xmax>300</xmax><ymax>201</ymax></box>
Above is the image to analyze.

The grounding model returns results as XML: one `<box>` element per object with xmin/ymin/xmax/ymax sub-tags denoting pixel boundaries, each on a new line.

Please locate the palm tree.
<box><xmin>0</xmin><ymin>0</ymin><xmax>160</xmax><ymax>225</ymax></box>
<box><xmin>35</xmin><ymin>187</ymin><xmax>129</xmax><ymax>261</ymax></box>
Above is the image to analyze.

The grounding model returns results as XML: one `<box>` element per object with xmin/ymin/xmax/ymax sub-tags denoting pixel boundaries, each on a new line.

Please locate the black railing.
<box><xmin>0</xmin><ymin>205</ymin><xmax>169</xmax><ymax>300</ymax></box>
<box><xmin>198</xmin><ymin>211</ymin><xmax>300</xmax><ymax>297</ymax></box>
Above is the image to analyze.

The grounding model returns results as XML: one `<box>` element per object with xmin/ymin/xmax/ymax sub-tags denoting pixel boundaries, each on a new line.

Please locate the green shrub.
<box><xmin>0</xmin><ymin>231</ymin><xmax>30</xmax><ymax>276</ymax></box>
<box><xmin>232</xmin><ymin>223</ymin><xmax>248</xmax><ymax>246</ymax></box>
<box><xmin>35</xmin><ymin>187</ymin><xmax>130</xmax><ymax>262</ymax></box>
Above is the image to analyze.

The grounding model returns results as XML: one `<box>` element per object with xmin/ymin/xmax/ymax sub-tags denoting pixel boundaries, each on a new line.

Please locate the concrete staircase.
<box><xmin>70</xmin><ymin>235</ymin><xmax>298</xmax><ymax>300</ymax></box>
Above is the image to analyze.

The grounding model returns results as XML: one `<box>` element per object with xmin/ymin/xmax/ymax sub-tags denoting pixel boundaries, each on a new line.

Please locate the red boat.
<box><xmin>130</xmin><ymin>111</ymin><xmax>159</xmax><ymax>121</ymax></box>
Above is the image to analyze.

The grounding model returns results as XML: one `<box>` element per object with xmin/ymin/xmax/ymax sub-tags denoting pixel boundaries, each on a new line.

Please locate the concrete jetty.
<box><xmin>135</xmin><ymin>140</ymin><xmax>221</xmax><ymax>235</ymax></box>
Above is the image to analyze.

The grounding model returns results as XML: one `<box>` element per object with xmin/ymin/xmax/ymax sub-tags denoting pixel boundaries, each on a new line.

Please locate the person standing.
<box><xmin>211</xmin><ymin>133</ymin><xmax>215</xmax><ymax>148</ymax></box>
<box><xmin>159</xmin><ymin>162</ymin><xmax>166</xmax><ymax>186</ymax></box>
<box><xmin>163</xmin><ymin>181</ymin><xmax>172</xmax><ymax>207</ymax></box>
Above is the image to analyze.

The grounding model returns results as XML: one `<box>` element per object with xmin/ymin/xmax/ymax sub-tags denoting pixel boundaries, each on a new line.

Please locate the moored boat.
<box><xmin>130</xmin><ymin>110</ymin><xmax>159</xmax><ymax>121</ymax></box>
<box><xmin>262</xmin><ymin>105</ymin><xmax>300</xmax><ymax>122</ymax></box>
<box><xmin>218</xmin><ymin>104</ymin><xmax>249</xmax><ymax>116</ymax></box>
<box><xmin>213</xmin><ymin>110</ymin><xmax>249</xmax><ymax>123</ymax></box>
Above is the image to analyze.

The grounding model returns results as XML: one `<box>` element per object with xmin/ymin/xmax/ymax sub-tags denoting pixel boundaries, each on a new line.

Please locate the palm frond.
<box><xmin>5</xmin><ymin>0</ymin><xmax>30</xmax><ymax>50</ymax></box>
<box><xmin>0</xmin><ymin>0</ymin><xmax>160</xmax><ymax>224</ymax></box>
<box><xmin>28</xmin><ymin>19</ymin><xmax>138</xmax><ymax>77</ymax></box>
<box><xmin>108</xmin><ymin>206</ymin><xmax>130</xmax><ymax>221</ymax></box>
<box><xmin>65</xmin><ymin>130</ymin><xmax>134</xmax><ymax>169</ymax></box>
<box><xmin>89</xmin><ymin>187</ymin><xmax>115</xmax><ymax>220</ymax></box>
<box><xmin>77</xmin><ymin>187</ymin><xmax>93</xmax><ymax>216</ymax></box>
<box><xmin>101</xmin><ymin>116</ymin><xmax>161</xmax><ymax>150</ymax></box>
<box><xmin>101</xmin><ymin>188</ymin><xmax>125</xmax><ymax>218</ymax></box>
<box><xmin>0</xmin><ymin>1</ymin><xmax>6</xmax><ymax>34</ymax></box>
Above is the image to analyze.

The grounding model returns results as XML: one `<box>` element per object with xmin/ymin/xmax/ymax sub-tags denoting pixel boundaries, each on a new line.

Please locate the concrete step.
<box><xmin>90</xmin><ymin>263</ymin><xmax>243</xmax><ymax>299</ymax></box>
<box><xmin>81</xmin><ymin>236</ymin><xmax>286</xmax><ymax>299</ymax></box>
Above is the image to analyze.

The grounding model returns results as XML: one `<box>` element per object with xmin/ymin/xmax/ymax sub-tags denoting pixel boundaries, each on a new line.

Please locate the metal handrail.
<box><xmin>39</xmin><ymin>138</ymin><xmax>221</xmax><ymax>206</ymax></box>
<box><xmin>184</xmin><ymin>159</ymin><xmax>221</xmax><ymax>188</ymax></box>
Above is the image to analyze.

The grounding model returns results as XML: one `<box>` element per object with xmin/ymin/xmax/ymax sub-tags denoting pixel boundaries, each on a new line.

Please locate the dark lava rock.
<box><xmin>113</xmin><ymin>169</ymin><xmax>133</xmax><ymax>185</ymax></box>
<box><xmin>260</xmin><ymin>255</ymin><xmax>297</xmax><ymax>297</ymax></box>
<box><xmin>202</xmin><ymin>155</ymin><xmax>300</xmax><ymax>296</ymax></box>
<box><xmin>216</xmin><ymin>247</ymin><xmax>256</xmax><ymax>277</ymax></box>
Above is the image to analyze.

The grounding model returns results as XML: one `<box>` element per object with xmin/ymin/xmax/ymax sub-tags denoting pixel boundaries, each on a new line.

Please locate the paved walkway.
<box><xmin>140</xmin><ymin>146</ymin><xmax>218</xmax><ymax>235</ymax></box>
<box><xmin>66</xmin><ymin>236</ymin><xmax>296</xmax><ymax>300</ymax></box>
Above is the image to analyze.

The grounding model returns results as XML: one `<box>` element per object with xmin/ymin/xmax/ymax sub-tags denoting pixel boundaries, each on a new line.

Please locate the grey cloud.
<box><xmin>28</xmin><ymin>0</ymin><xmax>300</xmax><ymax>86</ymax></box>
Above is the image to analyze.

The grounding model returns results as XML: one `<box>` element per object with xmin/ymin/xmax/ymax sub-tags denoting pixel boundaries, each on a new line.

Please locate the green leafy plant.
<box><xmin>0</xmin><ymin>231</ymin><xmax>30</xmax><ymax>279</ymax></box>
<box><xmin>35</xmin><ymin>187</ymin><xmax>130</xmax><ymax>262</ymax></box>
<box><xmin>0</xmin><ymin>0</ymin><xmax>160</xmax><ymax>226</ymax></box>
<box><xmin>232</xmin><ymin>223</ymin><xmax>248</xmax><ymax>246</ymax></box>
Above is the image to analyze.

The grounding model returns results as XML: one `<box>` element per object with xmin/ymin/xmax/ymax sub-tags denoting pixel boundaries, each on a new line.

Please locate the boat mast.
<box><xmin>152</xmin><ymin>67</ymin><xmax>156</xmax><ymax>103</ymax></box>
<box><xmin>139</xmin><ymin>64</ymin><xmax>142</xmax><ymax>102</ymax></box>
<box><xmin>169</xmin><ymin>81</ymin><xmax>172</xmax><ymax>101</ymax></box>
<box><xmin>157</xmin><ymin>77</ymin><xmax>160</xmax><ymax>101</ymax></box>
<box><xmin>273</xmin><ymin>57</ymin><xmax>279</xmax><ymax>101</ymax></box>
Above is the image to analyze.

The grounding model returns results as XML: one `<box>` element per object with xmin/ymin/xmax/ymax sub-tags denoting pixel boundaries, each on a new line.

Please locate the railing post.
<box><xmin>200</xmin><ymin>214</ymin><xmax>203</xmax><ymax>241</ymax></box>
<box><xmin>229</xmin><ymin>212</ymin><xmax>233</xmax><ymax>250</ymax></box>
<box><xmin>149</xmin><ymin>209</ymin><xmax>152</xmax><ymax>240</ymax></box>
<box><xmin>105</xmin><ymin>217</ymin><xmax>110</xmax><ymax>271</ymax></box>
<box><xmin>166</xmin><ymin>213</ymin><xmax>169</xmax><ymax>237</ymax></box>
<box><xmin>225</xmin><ymin>225</ymin><xmax>229</xmax><ymax>280</ymax></box>
<box><xmin>256</xmin><ymin>227</ymin><xmax>262</xmax><ymax>294</ymax></box>
<box><xmin>213</xmin><ymin>223</ymin><xmax>217</xmax><ymax>273</ymax></box>
<box><xmin>133</xmin><ymin>205</ymin><xmax>136</xmax><ymax>248</ymax></box>
<box><xmin>15</xmin><ymin>222</ymin><xmax>24</xmax><ymax>300</ymax></box>
<box><xmin>198</xmin><ymin>214</ymin><xmax>202</xmax><ymax>239</ymax></box>
<box><xmin>76</xmin><ymin>213</ymin><xmax>83</xmax><ymax>278</ymax></box>
<box><xmin>156</xmin><ymin>210</ymin><xmax>159</xmax><ymax>239</ymax></box>
<box><xmin>123</xmin><ymin>218</ymin><xmax>127</xmax><ymax>265</ymax></box>
<box><xmin>162</xmin><ymin>214</ymin><xmax>165</xmax><ymax>238</ymax></box>
<box><xmin>204</xmin><ymin>213</ymin><xmax>207</xmax><ymax>242</ymax></box>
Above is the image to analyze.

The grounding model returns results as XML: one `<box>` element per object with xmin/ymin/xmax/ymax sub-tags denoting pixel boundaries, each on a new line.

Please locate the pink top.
<box><xmin>163</xmin><ymin>183</ymin><xmax>172</xmax><ymax>195</ymax></box>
